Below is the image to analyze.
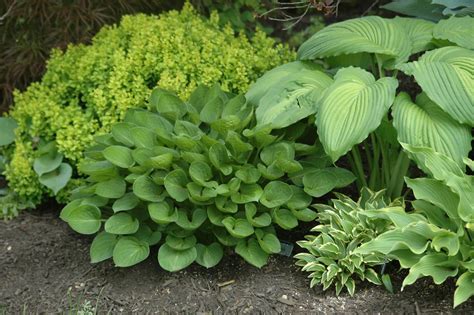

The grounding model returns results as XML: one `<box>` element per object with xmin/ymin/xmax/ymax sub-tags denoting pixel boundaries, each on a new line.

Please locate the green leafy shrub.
<box><xmin>295</xmin><ymin>189</ymin><xmax>397</xmax><ymax>296</ymax></box>
<box><xmin>382</xmin><ymin>0</ymin><xmax>474</xmax><ymax>21</ymax></box>
<box><xmin>60</xmin><ymin>85</ymin><xmax>324</xmax><ymax>271</ymax></box>
<box><xmin>356</xmin><ymin>145</ymin><xmax>474</xmax><ymax>307</ymax></box>
<box><xmin>1</xmin><ymin>3</ymin><xmax>294</xmax><ymax>210</ymax></box>
<box><xmin>246</xmin><ymin>16</ymin><xmax>473</xmax><ymax>201</ymax></box>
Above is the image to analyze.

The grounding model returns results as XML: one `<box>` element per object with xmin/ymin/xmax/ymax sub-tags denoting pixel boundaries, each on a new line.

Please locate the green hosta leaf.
<box><xmin>254</xmin><ymin>66</ymin><xmax>333</xmax><ymax>129</ymax></box>
<box><xmin>39</xmin><ymin>163</ymin><xmax>73</xmax><ymax>195</ymax></box>
<box><xmin>90</xmin><ymin>232</ymin><xmax>118</xmax><ymax>263</ymax></box>
<box><xmin>231</xmin><ymin>184</ymin><xmax>263</xmax><ymax>204</ymax></box>
<box><xmin>79</xmin><ymin>160</ymin><xmax>118</xmax><ymax>180</ymax></box>
<box><xmin>245</xmin><ymin>204</ymin><xmax>272</xmax><ymax>227</ymax></box>
<box><xmin>303</xmin><ymin>168</ymin><xmax>356</xmax><ymax>198</ymax></box>
<box><xmin>189</xmin><ymin>161</ymin><xmax>215</xmax><ymax>187</ymax></box>
<box><xmin>113</xmin><ymin>236</ymin><xmax>150</xmax><ymax>267</ymax></box>
<box><xmin>406</xmin><ymin>177</ymin><xmax>460</xmax><ymax>220</ymax></box>
<box><xmin>60</xmin><ymin>199</ymin><xmax>82</xmax><ymax>222</ymax></box>
<box><xmin>291</xmin><ymin>208</ymin><xmax>318</xmax><ymax>222</ymax></box>
<box><xmin>103</xmin><ymin>145</ymin><xmax>135</xmax><ymax>168</ymax></box>
<box><xmin>176</xmin><ymin>208</ymin><xmax>207</xmax><ymax>230</ymax></box>
<box><xmin>356</xmin><ymin>228</ymin><xmax>430</xmax><ymax>255</ymax></box>
<box><xmin>133</xmin><ymin>110</ymin><xmax>173</xmax><ymax>135</ymax></box>
<box><xmin>209</xmin><ymin>143</ymin><xmax>233</xmax><ymax>175</ymax></box>
<box><xmin>225</xmin><ymin>131</ymin><xmax>253</xmax><ymax>155</ymax></box>
<box><xmin>402</xmin><ymin>253</ymin><xmax>459</xmax><ymax>288</ymax></box>
<box><xmin>195</xmin><ymin>243</ymin><xmax>224</xmax><ymax>268</ymax></box>
<box><xmin>133</xmin><ymin>224</ymin><xmax>162</xmax><ymax>246</ymax></box>
<box><xmin>96</xmin><ymin>177</ymin><xmax>126</xmax><ymax>199</ymax></box>
<box><xmin>148</xmin><ymin>202</ymin><xmax>178</xmax><ymax>224</ymax></box>
<box><xmin>165</xmin><ymin>235</ymin><xmax>196</xmax><ymax>251</ymax></box>
<box><xmin>34</xmin><ymin>151</ymin><xmax>63</xmax><ymax>176</ymax></box>
<box><xmin>150</xmin><ymin>88</ymin><xmax>187</xmax><ymax>120</ymax></box>
<box><xmin>381</xmin><ymin>0</ymin><xmax>444</xmax><ymax>21</ymax></box>
<box><xmin>392</xmin><ymin>17</ymin><xmax>435</xmax><ymax>54</ymax></box>
<box><xmin>111</xmin><ymin>122</ymin><xmax>135</xmax><ymax>147</ymax></box>
<box><xmin>316</xmin><ymin>67</ymin><xmax>398</xmax><ymax>162</ymax></box>
<box><xmin>286</xmin><ymin>186</ymin><xmax>312</xmax><ymax>210</ymax></box>
<box><xmin>207</xmin><ymin>206</ymin><xmax>225</xmax><ymax>226</ymax></box>
<box><xmin>174</xmin><ymin>120</ymin><xmax>203</xmax><ymax>139</ymax></box>
<box><xmin>0</xmin><ymin>117</ymin><xmax>17</xmax><ymax>146</ymax></box>
<box><xmin>393</xmin><ymin>93</ymin><xmax>471</xmax><ymax>168</ymax></box>
<box><xmin>187</xmin><ymin>182</ymin><xmax>217</xmax><ymax>202</ymax></box>
<box><xmin>260</xmin><ymin>181</ymin><xmax>293</xmax><ymax>208</ymax></box>
<box><xmin>398</xmin><ymin>46</ymin><xmax>474</xmax><ymax>126</ymax></box>
<box><xmin>255</xmin><ymin>229</ymin><xmax>281</xmax><ymax>254</ymax></box>
<box><xmin>222</xmin><ymin>217</ymin><xmax>255</xmax><ymax>238</ymax></box>
<box><xmin>131</xmin><ymin>127</ymin><xmax>156</xmax><ymax>148</ymax></box>
<box><xmin>298</xmin><ymin>17</ymin><xmax>411</xmax><ymax>68</ymax></box>
<box><xmin>105</xmin><ymin>213</ymin><xmax>140</xmax><ymax>235</ymax></box>
<box><xmin>434</xmin><ymin>16</ymin><xmax>474</xmax><ymax>50</ymax></box>
<box><xmin>158</xmin><ymin>244</ymin><xmax>197</xmax><ymax>272</ymax></box>
<box><xmin>147</xmin><ymin>153</ymin><xmax>173</xmax><ymax>170</ymax></box>
<box><xmin>235</xmin><ymin>165</ymin><xmax>261</xmax><ymax>184</ymax></box>
<box><xmin>214</xmin><ymin>227</ymin><xmax>239</xmax><ymax>246</ymax></box>
<box><xmin>112</xmin><ymin>193</ymin><xmax>140</xmax><ymax>213</ymax></box>
<box><xmin>200</xmin><ymin>94</ymin><xmax>225</xmax><ymax>124</ymax></box>
<box><xmin>235</xmin><ymin>238</ymin><xmax>269</xmax><ymax>268</ymax></box>
<box><xmin>164</xmin><ymin>169</ymin><xmax>189</xmax><ymax>202</ymax></box>
<box><xmin>133</xmin><ymin>175</ymin><xmax>164</xmax><ymax>202</ymax></box>
<box><xmin>454</xmin><ymin>271</ymin><xmax>474</xmax><ymax>308</ymax></box>
<box><xmin>272</xmin><ymin>208</ymin><xmax>298</xmax><ymax>230</ymax></box>
<box><xmin>67</xmin><ymin>204</ymin><xmax>102</xmax><ymax>235</ymax></box>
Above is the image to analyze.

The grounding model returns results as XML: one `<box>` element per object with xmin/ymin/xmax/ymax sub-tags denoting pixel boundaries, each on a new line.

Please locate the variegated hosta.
<box><xmin>247</xmin><ymin>15</ymin><xmax>473</xmax><ymax>199</ymax></box>
<box><xmin>295</xmin><ymin>189</ymin><xmax>400</xmax><ymax>296</ymax></box>
<box><xmin>356</xmin><ymin>145</ymin><xmax>474</xmax><ymax>307</ymax></box>
<box><xmin>59</xmin><ymin>85</ymin><xmax>333</xmax><ymax>271</ymax></box>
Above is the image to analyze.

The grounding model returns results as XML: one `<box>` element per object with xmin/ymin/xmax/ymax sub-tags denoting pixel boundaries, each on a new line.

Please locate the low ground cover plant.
<box><xmin>0</xmin><ymin>3</ymin><xmax>293</xmax><ymax>216</ymax></box>
<box><xmin>60</xmin><ymin>85</ymin><xmax>334</xmax><ymax>271</ymax></box>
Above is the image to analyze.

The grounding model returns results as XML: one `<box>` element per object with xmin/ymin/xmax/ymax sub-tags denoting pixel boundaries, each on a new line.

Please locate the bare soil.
<box><xmin>1</xmin><ymin>207</ymin><xmax>473</xmax><ymax>314</ymax></box>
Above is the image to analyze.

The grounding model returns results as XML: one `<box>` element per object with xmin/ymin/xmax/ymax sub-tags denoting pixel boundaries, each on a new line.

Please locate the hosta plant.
<box><xmin>295</xmin><ymin>189</ymin><xmax>398</xmax><ymax>296</ymax></box>
<box><xmin>0</xmin><ymin>3</ymin><xmax>293</xmax><ymax>215</ymax></box>
<box><xmin>246</xmin><ymin>15</ymin><xmax>473</xmax><ymax>201</ymax></box>
<box><xmin>356</xmin><ymin>144</ymin><xmax>474</xmax><ymax>307</ymax></box>
<box><xmin>60</xmin><ymin>85</ymin><xmax>325</xmax><ymax>271</ymax></box>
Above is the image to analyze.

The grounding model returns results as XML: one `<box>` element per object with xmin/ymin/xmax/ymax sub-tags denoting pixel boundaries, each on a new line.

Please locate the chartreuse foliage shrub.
<box><xmin>295</xmin><ymin>189</ymin><xmax>398</xmax><ymax>296</ymax></box>
<box><xmin>59</xmin><ymin>85</ymin><xmax>328</xmax><ymax>271</ymax></box>
<box><xmin>0</xmin><ymin>3</ymin><xmax>293</xmax><ymax>212</ymax></box>
<box><xmin>356</xmin><ymin>145</ymin><xmax>474</xmax><ymax>308</ymax></box>
<box><xmin>246</xmin><ymin>16</ymin><xmax>473</xmax><ymax>305</ymax></box>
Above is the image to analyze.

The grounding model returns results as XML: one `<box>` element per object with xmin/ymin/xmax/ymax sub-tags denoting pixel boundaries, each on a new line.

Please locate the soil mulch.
<box><xmin>1</xmin><ymin>208</ymin><xmax>473</xmax><ymax>314</ymax></box>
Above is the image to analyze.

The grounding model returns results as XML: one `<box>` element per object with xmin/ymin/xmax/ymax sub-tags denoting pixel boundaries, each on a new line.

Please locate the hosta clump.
<box><xmin>60</xmin><ymin>85</ymin><xmax>320</xmax><ymax>271</ymax></box>
<box><xmin>357</xmin><ymin>145</ymin><xmax>474</xmax><ymax>307</ymax></box>
<box><xmin>295</xmin><ymin>189</ymin><xmax>399</xmax><ymax>296</ymax></box>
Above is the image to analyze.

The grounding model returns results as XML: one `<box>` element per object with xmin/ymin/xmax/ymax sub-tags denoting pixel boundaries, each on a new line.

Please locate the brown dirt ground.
<box><xmin>1</xmin><ymin>207</ymin><xmax>474</xmax><ymax>314</ymax></box>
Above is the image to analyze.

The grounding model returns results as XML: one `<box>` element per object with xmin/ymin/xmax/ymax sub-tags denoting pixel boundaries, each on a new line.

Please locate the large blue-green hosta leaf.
<box><xmin>246</xmin><ymin>61</ymin><xmax>333</xmax><ymax>129</ymax></box>
<box><xmin>433</xmin><ymin>16</ymin><xmax>474</xmax><ymax>49</ymax></box>
<box><xmin>298</xmin><ymin>17</ymin><xmax>411</xmax><ymax>68</ymax></box>
<box><xmin>382</xmin><ymin>0</ymin><xmax>445</xmax><ymax>21</ymax></box>
<box><xmin>316</xmin><ymin>67</ymin><xmax>398</xmax><ymax>162</ymax></box>
<box><xmin>399</xmin><ymin>47</ymin><xmax>474</xmax><ymax>126</ymax></box>
<box><xmin>392</xmin><ymin>93</ymin><xmax>471</xmax><ymax>168</ymax></box>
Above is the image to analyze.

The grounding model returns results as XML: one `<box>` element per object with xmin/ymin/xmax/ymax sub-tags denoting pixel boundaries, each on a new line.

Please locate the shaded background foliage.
<box><xmin>0</xmin><ymin>0</ymin><xmax>180</xmax><ymax>113</ymax></box>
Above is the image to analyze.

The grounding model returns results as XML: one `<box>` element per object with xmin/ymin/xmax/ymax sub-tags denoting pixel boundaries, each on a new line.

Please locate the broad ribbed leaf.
<box><xmin>381</xmin><ymin>0</ymin><xmax>444</xmax><ymax>21</ymax></box>
<box><xmin>454</xmin><ymin>271</ymin><xmax>474</xmax><ymax>308</ymax></box>
<box><xmin>253</xmin><ymin>66</ymin><xmax>333</xmax><ymax>128</ymax></box>
<box><xmin>393</xmin><ymin>17</ymin><xmax>435</xmax><ymax>54</ymax></box>
<box><xmin>0</xmin><ymin>117</ymin><xmax>17</xmax><ymax>146</ymax></box>
<box><xmin>316</xmin><ymin>67</ymin><xmax>398</xmax><ymax>162</ymax></box>
<box><xmin>392</xmin><ymin>93</ymin><xmax>471</xmax><ymax>168</ymax></box>
<box><xmin>433</xmin><ymin>16</ymin><xmax>474</xmax><ymax>49</ymax></box>
<box><xmin>398</xmin><ymin>47</ymin><xmax>474</xmax><ymax>126</ymax></box>
<box><xmin>298</xmin><ymin>17</ymin><xmax>411</xmax><ymax>68</ymax></box>
<box><xmin>403</xmin><ymin>253</ymin><xmax>459</xmax><ymax>288</ymax></box>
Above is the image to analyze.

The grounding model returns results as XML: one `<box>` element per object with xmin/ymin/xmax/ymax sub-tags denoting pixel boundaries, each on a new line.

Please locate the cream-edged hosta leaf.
<box><xmin>297</xmin><ymin>16</ymin><xmax>411</xmax><ymax>68</ymax></box>
<box><xmin>398</xmin><ymin>47</ymin><xmax>474</xmax><ymax>126</ymax></box>
<box><xmin>393</xmin><ymin>17</ymin><xmax>435</xmax><ymax>54</ymax></box>
<box><xmin>392</xmin><ymin>92</ymin><xmax>471</xmax><ymax>168</ymax></box>
<box><xmin>316</xmin><ymin>67</ymin><xmax>398</xmax><ymax>162</ymax></box>
<box><xmin>433</xmin><ymin>16</ymin><xmax>474</xmax><ymax>50</ymax></box>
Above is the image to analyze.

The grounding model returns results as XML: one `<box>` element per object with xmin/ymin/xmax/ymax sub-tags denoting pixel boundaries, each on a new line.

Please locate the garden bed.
<box><xmin>1</xmin><ymin>206</ymin><xmax>473</xmax><ymax>314</ymax></box>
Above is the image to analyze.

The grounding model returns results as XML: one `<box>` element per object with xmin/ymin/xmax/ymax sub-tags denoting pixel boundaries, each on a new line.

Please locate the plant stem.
<box><xmin>351</xmin><ymin>145</ymin><xmax>368</xmax><ymax>188</ymax></box>
<box><xmin>368</xmin><ymin>133</ymin><xmax>380</xmax><ymax>190</ymax></box>
<box><xmin>387</xmin><ymin>150</ymin><xmax>410</xmax><ymax>199</ymax></box>
<box><xmin>375</xmin><ymin>54</ymin><xmax>385</xmax><ymax>78</ymax></box>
